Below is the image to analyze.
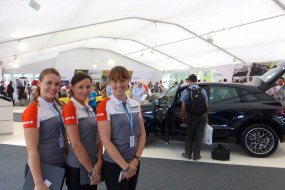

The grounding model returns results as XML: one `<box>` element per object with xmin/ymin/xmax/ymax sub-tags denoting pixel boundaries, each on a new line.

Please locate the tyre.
<box><xmin>241</xmin><ymin>124</ymin><xmax>279</xmax><ymax>157</ymax></box>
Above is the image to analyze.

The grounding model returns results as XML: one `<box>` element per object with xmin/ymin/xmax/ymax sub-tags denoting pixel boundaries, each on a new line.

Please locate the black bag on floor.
<box><xmin>211</xmin><ymin>144</ymin><xmax>230</xmax><ymax>161</ymax></box>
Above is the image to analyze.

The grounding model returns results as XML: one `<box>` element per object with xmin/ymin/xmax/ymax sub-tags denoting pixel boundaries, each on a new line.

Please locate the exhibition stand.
<box><xmin>0</xmin><ymin>98</ymin><xmax>13</xmax><ymax>135</ymax></box>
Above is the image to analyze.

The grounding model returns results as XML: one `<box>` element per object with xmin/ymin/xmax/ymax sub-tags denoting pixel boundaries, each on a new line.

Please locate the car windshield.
<box><xmin>161</xmin><ymin>84</ymin><xmax>179</xmax><ymax>104</ymax></box>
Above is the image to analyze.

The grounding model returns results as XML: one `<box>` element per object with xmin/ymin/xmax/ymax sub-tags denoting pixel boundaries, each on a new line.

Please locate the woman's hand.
<box><xmin>90</xmin><ymin>160</ymin><xmax>103</xmax><ymax>185</ymax></box>
<box><xmin>122</xmin><ymin>164</ymin><xmax>137</xmax><ymax>180</ymax></box>
<box><xmin>34</xmin><ymin>182</ymin><xmax>50</xmax><ymax>190</ymax></box>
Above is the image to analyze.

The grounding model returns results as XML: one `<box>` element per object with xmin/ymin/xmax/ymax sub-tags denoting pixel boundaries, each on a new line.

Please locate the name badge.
<box><xmin>130</xmin><ymin>135</ymin><xmax>135</xmax><ymax>148</ymax></box>
<box><xmin>115</xmin><ymin>106</ymin><xmax>123</xmax><ymax>111</ymax></box>
<box><xmin>59</xmin><ymin>136</ymin><xmax>65</xmax><ymax>148</ymax></box>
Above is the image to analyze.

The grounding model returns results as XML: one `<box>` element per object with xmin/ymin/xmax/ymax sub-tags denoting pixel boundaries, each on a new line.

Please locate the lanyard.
<box><xmin>39</xmin><ymin>96</ymin><xmax>64</xmax><ymax>136</ymax></box>
<box><xmin>119</xmin><ymin>100</ymin><xmax>133</xmax><ymax>135</ymax></box>
<box><xmin>49</xmin><ymin>103</ymin><xmax>64</xmax><ymax>136</ymax></box>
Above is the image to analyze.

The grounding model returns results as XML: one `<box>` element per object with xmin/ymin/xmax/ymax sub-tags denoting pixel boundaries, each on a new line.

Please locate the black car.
<box><xmin>141</xmin><ymin>61</ymin><xmax>285</xmax><ymax>157</ymax></box>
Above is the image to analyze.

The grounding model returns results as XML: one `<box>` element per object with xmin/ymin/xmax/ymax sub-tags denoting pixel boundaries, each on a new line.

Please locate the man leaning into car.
<box><xmin>180</xmin><ymin>74</ymin><xmax>208</xmax><ymax>161</ymax></box>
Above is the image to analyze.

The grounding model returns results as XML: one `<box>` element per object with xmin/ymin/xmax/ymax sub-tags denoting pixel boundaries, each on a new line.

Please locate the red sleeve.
<box><xmin>144</xmin><ymin>84</ymin><xmax>149</xmax><ymax>93</ymax></box>
<box><xmin>96</xmin><ymin>98</ymin><xmax>109</xmax><ymax>121</ymax></box>
<box><xmin>62</xmin><ymin>101</ymin><xmax>78</xmax><ymax>126</ymax></box>
<box><xmin>22</xmin><ymin>103</ymin><xmax>38</xmax><ymax>128</ymax></box>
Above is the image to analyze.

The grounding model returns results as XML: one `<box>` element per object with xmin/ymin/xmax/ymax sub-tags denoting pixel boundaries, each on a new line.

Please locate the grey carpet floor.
<box><xmin>1</xmin><ymin>144</ymin><xmax>285</xmax><ymax>190</ymax></box>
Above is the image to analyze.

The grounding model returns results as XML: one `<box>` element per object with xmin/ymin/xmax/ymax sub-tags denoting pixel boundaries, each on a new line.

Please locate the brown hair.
<box><xmin>109</xmin><ymin>66</ymin><xmax>129</xmax><ymax>81</ymax></box>
<box><xmin>31</xmin><ymin>68</ymin><xmax>63</xmax><ymax>107</ymax></box>
<box><xmin>69</xmin><ymin>72</ymin><xmax>92</xmax><ymax>98</ymax></box>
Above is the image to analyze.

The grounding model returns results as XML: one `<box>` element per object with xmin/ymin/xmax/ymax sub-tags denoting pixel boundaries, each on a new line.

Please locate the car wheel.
<box><xmin>241</xmin><ymin>124</ymin><xmax>279</xmax><ymax>157</ymax></box>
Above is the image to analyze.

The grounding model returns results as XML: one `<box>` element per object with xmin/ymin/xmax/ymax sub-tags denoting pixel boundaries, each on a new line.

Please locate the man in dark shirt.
<box><xmin>7</xmin><ymin>81</ymin><xmax>15</xmax><ymax>105</ymax></box>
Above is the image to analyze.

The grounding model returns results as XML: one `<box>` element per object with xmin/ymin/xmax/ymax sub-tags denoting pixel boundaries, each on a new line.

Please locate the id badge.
<box><xmin>59</xmin><ymin>136</ymin><xmax>65</xmax><ymax>148</ymax></box>
<box><xmin>130</xmin><ymin>135</ymin><xmax>135</xmax><ymax>148</ymax></box>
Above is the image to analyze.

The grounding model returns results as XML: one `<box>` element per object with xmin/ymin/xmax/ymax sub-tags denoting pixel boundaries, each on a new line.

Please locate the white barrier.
<box><xmin>0</xmin><ymin>99</ymin><xmax>13</xmax><ymax>135</ymax></box>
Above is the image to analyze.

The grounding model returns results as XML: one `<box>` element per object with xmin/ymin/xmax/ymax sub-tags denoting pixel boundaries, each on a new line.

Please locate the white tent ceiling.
<box><xmin>0</xmin><ymin>0</ymin><xmax>285</xmax><ymax>71</ymax></box>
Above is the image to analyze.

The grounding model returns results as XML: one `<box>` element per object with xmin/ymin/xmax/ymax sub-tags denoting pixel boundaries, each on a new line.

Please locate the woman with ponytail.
<box><xmin>62</xmin><ymin>72</ymin><xmax>103</xmax><ymax>190</ymax></box>
<box><xmin>22</xmin><ymin>68</ymin><xmax>66</xmax><ymax>190</ymax></box>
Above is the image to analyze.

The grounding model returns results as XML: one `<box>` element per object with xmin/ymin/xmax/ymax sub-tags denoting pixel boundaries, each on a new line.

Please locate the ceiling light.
<box><xmin>17</xmin><ymin>41</ymin><xmax>28</xmax><ymax>50</ymax></box>
<box><xmin>108</xmin><ymin>59</ymin><xmax>115</xmax><ymax>66</ymax></box>
<box><xmin>12</xmin><ymin>63</ymin><xmax>19</xmax><ymax>68</ymax></box>
<box><xmin>92</xmin><ymin>64</ymin><xmax>97</xmax><ymax>68</ymax></box>
<box><xmin>29</xmin><ymin>0</ymin><xmax>42</xmax><ymax>12</ymax></box>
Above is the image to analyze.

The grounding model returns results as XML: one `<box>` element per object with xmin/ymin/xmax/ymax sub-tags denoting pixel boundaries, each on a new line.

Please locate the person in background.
<box><xmin>184</xmin><ymin>78</ymin><xmax>189</xmax><ymax>84</ymax></box>
<box><xmin>97</xmin><ymin>66</ymin><xmax>146</xmax><ymax>190</ymax></box>
<box><xmin>153</xmin><ymin>82</ymin><xmax>159</xmax><ymax>93</ymax></box>
<box><xmin>273</xmin><ymin>77</ymin><xmax>285</xmax><ymax>101</ymax></box>
<box><xmin>95</xmin><ymin>82</ymin><xmax>101</xmax><ymax>94</ymax></box>
<box><xmin>130</xmin><ymin>82</ymin><xmax>135</xmax><ymax>90</ymax></box>
<box><xmin>7</xmin><ymin>81</ymin><xmax>15</xmax><ymax>105</ymax></box>
<box><xmin>88</xmin><ymin>86</ymin><xmax>97</xmax><ymax>113</ymax></box>
<box><xmin>62</xmin><ymin>72</ymin><xmax>103</xmax><ymax>190</ymax></box>
<box><xmin>132</xmin><ymin>79</ymin><xmax>147</xmax><ymax>102</ymax></box>
<box><xmin>265</xmin><ymin>78</ymin><xmax>281</xmax><ymax>97</ymax></box>
<box><xmin>60</xmin><ymin>84</ymin><xmax>68</xmax><ymax>98</ymax></box>
<box><xmin>30</xmin><ymin>84</ymin><xmax>38</xmax><ymax>101</ymax></box>
<box><xmin>100</xmin><ymin>82</ymin><xmax>108</xmax><ymax>98</ymax></box>
<box><xmin>180</xmin><ymin>74</ymin><xmax>208</xmax><ymax>161</ymax></box>
<box><xmin>27</xmin><ymin>84</ymin><xmax>32</xmax><ymax>101</ymax></box>
<box><xmin>18</xmin><ymin>83</ymin><xmax>26</xmax><ymax>106</ymax></box>
<box><xmin>125</xmin><ymin>84</ymin><xmax>132</xmax><ymax>98</ymax></box>
<box><xmin>159</xmin><ymin>80</ymin><xmax>165</xmax><ymax>92</ymax></box>
<box><xmin>22</xmin><ymin>68</ymin><xmax>66</xmax><ymax>190</ymax></box>
<box><xmin>0</xmin><ymin>81</ymin><xmax>7</xmax><ymax>96</ymax></box>
<box><xmin>142</xmin><ymin>80</ymin><xmax>149</xmax><ymax>96</ymax></box>
<box><xmin>159</xmin><ymin>80</ymin><xmax>164</xmax><ymax>87</ymax></box>
<box><xmin>148</xmin><ymin>81</ymin><xmax>153</xmax><ymax>91</ymax></box>
<box><xmin>106</xmin><ymin>83</ymin><xmax>113</xmax><ymax>97</ymax></box>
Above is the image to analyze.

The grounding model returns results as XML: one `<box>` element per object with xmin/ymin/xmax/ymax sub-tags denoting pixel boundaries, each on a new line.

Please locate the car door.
<box><xmin>207</xmin><ymin>85</ymin><xmax>251</xmax><ymax>139</ymax></box>
<box><xmin>154</xmin><ymin>84</ymin><xmax>180</xmax><ymax>143</ymax></box>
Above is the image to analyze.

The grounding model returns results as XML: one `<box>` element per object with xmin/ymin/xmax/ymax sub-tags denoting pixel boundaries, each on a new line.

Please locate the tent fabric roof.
<box><xmin>0</xmin><ymin>0</ymin><xmax>285</xmax><ymax>71</ymax></box>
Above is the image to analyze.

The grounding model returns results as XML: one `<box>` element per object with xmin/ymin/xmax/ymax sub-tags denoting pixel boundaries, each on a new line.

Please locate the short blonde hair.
<box><xmin>138</xmin><ymin>79</ymin><xmax>144</xmax><ymax>84</ymax></box>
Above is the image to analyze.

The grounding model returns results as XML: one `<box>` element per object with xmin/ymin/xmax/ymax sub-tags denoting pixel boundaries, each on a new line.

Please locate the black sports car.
<box><xmin>141</xmin><ymin>61</ymin><xmax>285</xmax><ymax>157</ymax></box>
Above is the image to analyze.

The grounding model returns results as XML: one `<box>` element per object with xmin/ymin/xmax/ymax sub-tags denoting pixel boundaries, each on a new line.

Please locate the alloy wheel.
<box><xmin>244</xmin><ymin>127</ymin><xmax>275</xmax><ymax>155</ymax></box>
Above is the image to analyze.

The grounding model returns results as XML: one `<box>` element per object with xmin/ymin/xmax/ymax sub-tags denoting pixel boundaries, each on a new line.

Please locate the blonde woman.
<box><xmin>22</xmin><ymin>68</ymin><xmax>65</xmax><ymax>190</ymax></box>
